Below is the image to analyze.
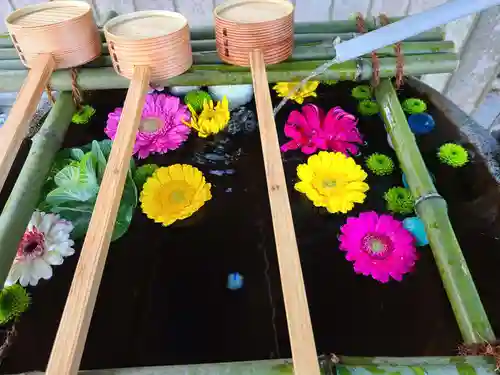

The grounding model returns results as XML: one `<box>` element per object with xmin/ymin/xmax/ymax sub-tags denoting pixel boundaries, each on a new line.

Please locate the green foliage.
<box><xmin>402</xmin><ymin>98</ymin><xmax>427</xmax><ymax>114</ymax></box>
<box><xmin>358</xmin><ymin>100</ymin><xmax>380</xmax><ymax>116</ymax></box>
<box><xmin>351</xmin><ymin>85</ymin><xmax>372</xmax><ymax>100</ymax></box>
<box><xmin>384</xmin><ymin>187</ymin><xmax>414</xmax><ymax>215</ymax></box>
<box><xmin>365</xmin><ymin>153</ymin><xmax>394</xmax><ymax>176</ymax></box>
<box><xmin>72</xmin><ymin>105</ymin><xmax>96</xmax><ymax>125</ymax></box>
<box><xmin>322</xmin><ymin>80</ymin><xmax>338</xmax><ymax>86</ymax></box>
<box><xmin>184</xmin><ymin>90</ymin><xmax>212</xmax><ymax>113</ymax></box>
<box><xmin>437</xmin><ymin>143</ymin><xmax>469</xmax><ymax>167</ymax></box>
<box><xmin>39</xmin><ymin>140</ymin><xmax>137</xmax><ymax>241</ymax></box>
<box><xmin>0</xmin><ymin>284</ymin><xmax>30</xmax><ymax>325</ymax></box>
<box><xmin>134</xmin><ymin>164</ymin><xmax>159</xmax><ymax>190</ymax></box>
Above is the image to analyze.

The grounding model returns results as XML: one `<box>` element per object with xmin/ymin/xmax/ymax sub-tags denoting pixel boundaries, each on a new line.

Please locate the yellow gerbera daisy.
<box><xmin>273</xmin><ymin>81</ymin><xmax>319</xmax><ymax>104</ymax></box>
<box><xmin>295</xmin><ymin>151</ymin><xmax>369</xmax><ymax>214</ymax></box>
<box><xmin>183</xmin><ymin>96</ymin><xmax>230</xmax><ymax>138</ymax></box>
<box><xmin>140</xmin><ymin>164</ymin><xmax>212</xmax><ymax>226</ymax></box>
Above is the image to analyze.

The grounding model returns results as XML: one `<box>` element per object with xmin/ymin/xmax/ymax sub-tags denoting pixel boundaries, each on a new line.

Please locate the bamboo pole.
<box><xmin>0</xmin><ymin>54</ymin><xmax>458</xmax><ymax>92</ymax></box>
<box><xmin>0</xmin><ymin>92</ymin><xmax>75</xmax><ymax>287</ymax></box>
<box><xmin>0</xmin><ymin>18</ymin><xmax>444</xmax><ymax>48</ymax></box>
<box><xmin>3</xmin><ymin>357</ymin><xmax>496</xmax><ymax>375</ymax></box>
<box><xmin>0</xmin><ymin>41</ymin><xmax>455</xmax><ymax>71</ymax></box>
<box><xmin>250</xmin><ymin>50</ymin><xmax>320</xmax><ymax>375</ymax></box>
<box><xmin>374</xmin><ymin>79</ymin><xmax>496</xmax><ymax>344</ymax></box>
<box><xmin>45</xmin><ymin>67</ymin><xmax>151</xmax><ymax>375</ymax></box>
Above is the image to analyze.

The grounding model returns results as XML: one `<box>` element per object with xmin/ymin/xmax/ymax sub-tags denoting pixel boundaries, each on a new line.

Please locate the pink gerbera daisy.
<box><xmin>281</xmin><ymin>104</ymin><xmax>363</xmax><ymax>156</ymax></box>
<box><xmin>105</xmin><ymin>93</ymin><xmax>191</xmax><ymax>159</ymax></box>
<box><xmin>339</xmin><ymin>211</ymin><xmax>418</xmax><ymax>283</ymax></box>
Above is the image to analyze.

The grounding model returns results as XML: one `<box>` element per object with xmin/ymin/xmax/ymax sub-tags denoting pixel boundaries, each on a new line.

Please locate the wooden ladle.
<box><xmin>0</xmin><ymin>1</ymin><xmax>101</xmax><ymax>192</ymax></box>
<box><xmin>45</xmin><ymin>11</ymin><xmax>193</xmax><ymax>375</ymax></box>
<box><xmin>214</xmin><ymin>1</ymin><xmax>320</xmax><ymax>374</ymax></box>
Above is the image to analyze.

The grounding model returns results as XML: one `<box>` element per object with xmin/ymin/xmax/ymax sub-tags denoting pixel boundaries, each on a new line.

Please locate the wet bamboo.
<box><xmin>0</xmin><ymin>92</ymin><xmax>75</xmax><ymax>287</ymax></box>
<box><xmin>3</xmin><ymin>357</ymin><xmax>496</xmax><ymax>375</ymax></box>
<box><xmin>0</xmin><ymin>18</ymin><xmax>444</xmax><ymax>48</ymax></box>
<box><xmin>374</xmin><ymin>79</ymin><xmax>496</xmax><ymax>344</ymax></box>
<box><xmin>0</xmin><ymin>41</ymin><xmax>455</xmax><ymax>71</ymax></box>
<box><xmin>0</xmin><ymin>54</ymin><xmax>458</xmax><ymax>92</ymax></box>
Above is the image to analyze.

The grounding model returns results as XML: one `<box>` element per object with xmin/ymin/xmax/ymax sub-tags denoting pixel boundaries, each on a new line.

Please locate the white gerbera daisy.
<box><xmin>5</xmin><ymin>211</ymin><xmax>75</xmax><ymax>287</ymax></box>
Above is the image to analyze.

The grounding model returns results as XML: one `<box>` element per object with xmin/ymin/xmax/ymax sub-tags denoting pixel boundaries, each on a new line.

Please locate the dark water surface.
<box><xmin>1</xmin><ymin>82</ymin><xmax>500</xmax><ymax>373</ymax></box>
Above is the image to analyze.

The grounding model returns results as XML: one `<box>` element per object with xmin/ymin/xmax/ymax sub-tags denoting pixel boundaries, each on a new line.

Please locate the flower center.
<box><xmin>17</xmin><ymin>229</ymin><xmax>45</xmax><ymax>260</ymax></box>
<box><xmin>361</xmin><ymin>233</ymin><xmax>394</xmax><ymax>259</ymax></box>
<box><xmin>169</xmin><ymin>190</ymin><xmax>185</xmax><ymax>204</ymax></box>
<box><xmin>323</xmin><ymin>179</ymin><xmax>337</xmax><ymax>188</ymax></box>
<box><xmin>139</xmin><ymin>117</ymin><xmax>162</xmax><ymax>133</ymax></box>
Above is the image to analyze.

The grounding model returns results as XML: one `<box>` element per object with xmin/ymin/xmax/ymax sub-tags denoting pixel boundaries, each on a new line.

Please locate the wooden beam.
<box><xmin>45</xmin><ymin>66</ymin><xmax>151</xmax><ymax>375</ymax></box>
<box><xmin>249</xmin><ymin>49</ymin><xmax>320</xmax><ymax>375</ymax></box>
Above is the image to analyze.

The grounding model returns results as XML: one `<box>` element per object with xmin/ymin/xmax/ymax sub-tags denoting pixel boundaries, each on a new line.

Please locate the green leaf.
<box><xmin>91</xmin><ymin>140</ymin><xmax>107</xmax><ymax>180</ymax></box>
<box><xmin>78</xmin><ymin>152</ymin><xmax>98</xmax><ymax>191</ymax></box>
<box><xmin>54</xmin><ymin>165</ymin><xmax>80</xmax><ymax>189</ymax></box>
<box><xmin>70</xmin><ymin>148</ymin><xmax>85</xmax><ymax>161</ymax></box>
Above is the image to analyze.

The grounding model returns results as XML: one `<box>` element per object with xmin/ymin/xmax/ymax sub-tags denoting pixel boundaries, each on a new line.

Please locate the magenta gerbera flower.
<box><xmin>339</xmin><ymin>211</ymin><xmax>418</xmax><ymax>283</ymax></box>
<box><xmin>105</xmin><ymin>93</ymin><xmax>191</xmax><ymax>159</ymax></box>
<box><xmin>281</xmin><ymin>104</ymin><xmax>363</xmax><ymax>156</ymax></box>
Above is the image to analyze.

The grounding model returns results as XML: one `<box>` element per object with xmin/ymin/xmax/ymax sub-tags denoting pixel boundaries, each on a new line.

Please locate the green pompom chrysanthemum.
<box><xmin>437</xmin><ymin>143</ymin><xmax>469</xmax><ymax>167</ymax></box>
<box><xmin>358</xmin><ymin>100</ymin><xmax>380</xmax><ymax>116</ymax></box>
<box><xmin>402</xmin><ymin>98</ymin><xmax>427</xmax><ymax>114</ymax></box>
<box><xmin>365</xmin><ymin>153</ymin><xmax>394</xmax><ymax>176</ymax></box>
<box><xmin>134</xmin><ymin>164</ymin><xmax>159</xmax><ymax>189</ymax></box>
<box><xmin>0</xmin><ymin>284</ymin><xmax>30</xmax><ymax>325</ymax></box>
<box><xmin>72</xmin><ymin>105</ymin><xmax>96</xmax><ymax>124</ymax></box>
<box><xmin>184</xmin><ymin>90</ymin><xmax>212</xmax><ymax>113</ymax></box>
<box><xmin>351</xmin><ymin>85</ymin><xmax>372</xmax><ymax>100</ymax></box>
<box><xmin>384</xmin><ymin>187</ymin><xmax>414</xmax><ymax>215</ymax></box>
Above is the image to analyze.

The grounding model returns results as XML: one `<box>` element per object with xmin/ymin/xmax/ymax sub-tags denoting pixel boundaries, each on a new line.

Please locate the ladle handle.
<box><xmin>45</xmin><ymin>66</ymin><xmax>151</xmax><ymax>375</ymax></box>
<box><xmin>249</xmin><ymin>49</ymin><xmax>320</xmax><ymax>375</ymax></box>
<box><xmin>0</xmin><ymin>53</ymin><xmax>55</xmax><ymax>192</ymax></box>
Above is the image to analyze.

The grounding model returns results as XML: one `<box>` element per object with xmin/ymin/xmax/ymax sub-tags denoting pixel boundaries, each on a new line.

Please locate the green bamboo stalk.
<box><xmin>2</xmin><ymin>358</ymin><xmax>495</xmax><ymax>375</ymax></box>
<box><xmin>0</xmin><ymin>54</ymin><xmax>458</xmax><ymax>92</ymax></box>
<box><xmin>0</xmin><ymin>41</ymin><xmax>455</xmax><ymax>71</ymax></box>
<box><xmin>0</xmin><ymin>92</ymin><xmax>75</xmax><ymax>287</ymax></box>
<box><xmin>374</xmin><ymin>79</ymin><xmax>495</xmax><ymax>345</ymax></box>
<box><xmin>0</xmin><ymin>18</ymin><xmax>444</xmax><ymax>48</ymax></box>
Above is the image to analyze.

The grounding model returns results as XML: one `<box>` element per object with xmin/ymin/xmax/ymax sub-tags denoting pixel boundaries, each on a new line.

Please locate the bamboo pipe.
<box><xmin>374</xmin><ymin>79</ymin><xmax>495</xmax><ymax>344</ymax></box>
<box><xmin>0</xmin><ymin>39</ymin><xmax>455</xmax><ymax>66</ymax></box>
<box><xmin>45</xmin><ymin>67</ymin><xmax>151</xmax><ymax>375</ymax></box>
<box><xmin>0</xmin><ymin>54</ymin><xmax>459</xmax><ymax>92</ymax></box>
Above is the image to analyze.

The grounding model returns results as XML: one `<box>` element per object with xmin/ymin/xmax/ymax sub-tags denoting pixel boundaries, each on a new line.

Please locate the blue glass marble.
<box><xmin>407</xmin><ymin>113</ymin><xmax>435</xmax><ymax>135</ymax></box>
<box><xmin>227</xmin><ymin>272</ymin><xmax>244</xmax><ymax>290</ymax></box>
<box><xmin>403</xmin><ymin>217</ymin><xmax>429</xmax><ymax>247</ymax></box>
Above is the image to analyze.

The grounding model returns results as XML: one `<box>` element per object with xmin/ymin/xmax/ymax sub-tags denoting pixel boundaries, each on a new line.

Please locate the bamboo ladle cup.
<box><xmin>214</xmin><ymin>1</ymin><xmax>319</xmax><ymax>374</ymax></box>
<box><xmin>45</xmin><ymin>11</ymin><xmax>192</xmax><ymax>375</ymax></box>
<box><xmin>0</xmin><ymin>1</ymin><xmax>100</xmax><ymax>192</ymax></box>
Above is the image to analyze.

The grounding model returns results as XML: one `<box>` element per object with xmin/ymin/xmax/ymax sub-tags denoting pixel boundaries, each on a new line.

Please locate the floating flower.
<box><xmin>105</xmin><ymin>93</ymin><xmax>191</xmax><ymax>159</ymax></box>
<box><xmin>140</xmin><ymin>164</ymin><xmax>212</xmax><ymax>227</ymax></box>
<box><xmin>133</xmin><ymin>163</ymin><xmax>159</xmax><ymax>189</ymax></box>
<box><xmin>358</xmin><ymin>100</ymin><xmax>380</xmax><ymax>116</ymax></box>
<box><xmin>339</xmin><ymin>211</ymin><xmax>418</xmax><ymax>283</ymax></box>
<box><xmin>402</xmin><ymin>98</ymin><xmax>427</xmax><ymax>114</ymax></box>
<box><xmin>295</xmin><ymin>151</ymin><xmax>369</xmax><ymax>214</ymax></box>
<box><xmin>437</xmin><ymin>143</ymin><xmax>469</xmax><ymax>167</ymax></box>
<box><xmin>365</xmin><ymin>153</ymin><xmax>394</xmax><ymax>176</ymax></box>
<box><xmin>281</xmin><ymin>104</ymin><xmax>363</xmax><ymax>156</ymax></box>
<box><xmin>0</xmin><ymin>284</ymin><xmax>30</xmax><ymax>324</ymax></box>
<box><xmin>184</xmin><ymin>90</ymin><xmax>212</xmax><ymax>113</ymax></box>
<box><xmin>351</xmin><ymin>85</ymin><xmax>372</xmax><ymax>100</ymax></box>
<box><xmin>72</xmin><ymin>105</ymin><xmax>96</xmax><ymax>125</ymax></box>
<box><xmin>184</xmin><ymin>96</ymin><xmax>230</xmax><ymax>138</ymax></box>
<box><xmin>322</xmin><ymin>80</ymin><xmax>338</xmax><ymax>86</ymax></box>
<box><xmin>5</xmin><ymin>211</ymin><xmax>75</xmax><ymax>287</ymax></box>
<box><xmin>384</xmin><ymin>187</ymin><xmax>414</xmax><ymax>214</ymax></box>
<box><xmin>273</xmin><ymin>81</ymin><xmax>319</xmax><ymax>104</ymax></box>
